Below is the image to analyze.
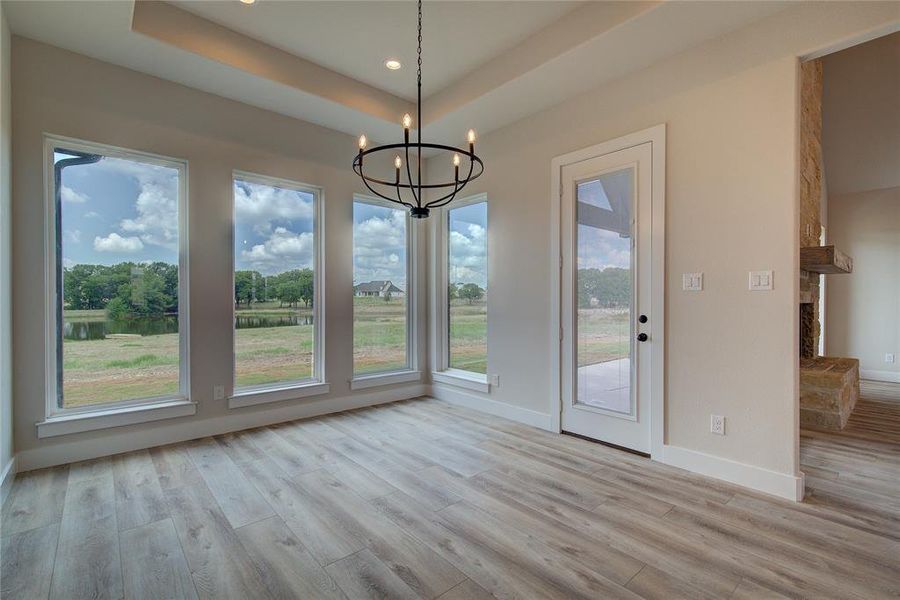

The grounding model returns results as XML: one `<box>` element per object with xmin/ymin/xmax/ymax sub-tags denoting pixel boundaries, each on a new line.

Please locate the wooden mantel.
<box><xmin>801</xmin><ymin>245</ymin><xmax>853</xmax><ymax>274</ymax></box>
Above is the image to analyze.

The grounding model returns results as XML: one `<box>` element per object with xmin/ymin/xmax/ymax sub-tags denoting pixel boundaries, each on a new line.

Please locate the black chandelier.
<box><xmin>353</xmin><ymin>0</ymin><xmax>484</xmax><ymax>219</ymax></box>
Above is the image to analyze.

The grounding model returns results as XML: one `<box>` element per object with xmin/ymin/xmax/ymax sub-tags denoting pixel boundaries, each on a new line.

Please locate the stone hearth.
<box><xmin>800</xmin><ymin>356</ymin><xmax>859</xmax><ymax>431</ymax></box>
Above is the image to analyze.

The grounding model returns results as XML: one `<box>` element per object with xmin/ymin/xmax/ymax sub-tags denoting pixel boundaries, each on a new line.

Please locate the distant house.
<box><xmin>354</xmin><ymin>280</ymin><xmax>404</xmax><ymax>298</ymax></box>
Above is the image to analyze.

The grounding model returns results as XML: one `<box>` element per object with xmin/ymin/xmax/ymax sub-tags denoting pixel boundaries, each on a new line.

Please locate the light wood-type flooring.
<box><xmin>2</xmin><ymin>397</ymin><xmax>899</xmax><ymax>599</ymax></box>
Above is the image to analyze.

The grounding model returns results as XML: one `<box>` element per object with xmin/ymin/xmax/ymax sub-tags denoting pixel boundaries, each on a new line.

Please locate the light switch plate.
<box><xmin>490</xmin><ymin>374</ymin><xmax>500</xmax><ymax>387</ymax></box>
<box><xmin>682</xmin><ymin>272</ymin><xmax>703</xmax><ymax>291</ymax></box>
<box><xmin>749</xmin><ymin>270</ymin><xmax>773</xmax><ymax>291</ymax></box>
<box><xmin>886</xmin><ymin>354</ymin><xmax>896</xmax><ymax>364</ymax></box>
<box><xmin>213</xmin><ymin>385</ymin><xmax>225</xmax><ymax>401</ymax></box>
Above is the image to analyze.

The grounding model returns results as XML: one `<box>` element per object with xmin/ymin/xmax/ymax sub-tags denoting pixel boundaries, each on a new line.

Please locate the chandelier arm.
<box><xmin>424</xmin><ymin>154</ymin><xmax>475</xmax><ymax>209</ymax></box>
<box><xmin>358</xmin><ymin>158</ymin><xmax>414</xmax><ymax>208</ymax></box>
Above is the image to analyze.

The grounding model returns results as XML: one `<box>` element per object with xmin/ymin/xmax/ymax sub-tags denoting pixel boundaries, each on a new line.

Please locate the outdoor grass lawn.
<box><xmin>578</xmin><ymin>308</ymin><xmax>630</xmax><ymax>367</ymax></box>
<box><xmin>61</xmin><ymin>302</ymin><xmax>628</xmax><ymax>407</ymax></box>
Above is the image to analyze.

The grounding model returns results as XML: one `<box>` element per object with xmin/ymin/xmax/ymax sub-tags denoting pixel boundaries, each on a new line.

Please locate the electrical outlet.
<box><xmin>490</xmin><ymin>374</ymin><xmax>500</xmax><ymax>387</ymax></box>
<box><xmin>710</xmin><ymin>414</ymin><xmax>726</xmax><ymax>435</ymax></box>
<box><xmin>213</xmin><ymin>385</ymin><xmax>225</xmax><ymax>401</ymax></box>
<box><xmin>682</xmin><ymin>272</ymin><xmax>703</xmax><ymax>291</ymax></box>
<box><xmin>886</xmin><ymin>353</ymin><xmax>896</xmax><ymax>364</ymax></box>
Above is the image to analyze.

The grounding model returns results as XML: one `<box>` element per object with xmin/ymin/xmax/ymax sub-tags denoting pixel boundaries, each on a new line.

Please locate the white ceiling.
<box><xmin>170</xmin><ymin>1</ymin><xmax>583</xmax><ymax>100</ymax></box>
<box><xmin>3</xmin><ymin>1</ymin><xmax>791</xmax><ymax>142</ymax></box>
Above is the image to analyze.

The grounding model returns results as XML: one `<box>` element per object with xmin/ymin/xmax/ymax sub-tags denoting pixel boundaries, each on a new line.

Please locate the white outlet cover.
<box><xmin>213</xmin><ymin>385</ymin><xmax>225</xmax><ymax>401</ymax></box>
<box><xmin>490</xmin><ymin>374</ymin><xmax>500</xmax><ymax>387</ymax></box>
<box><xmin>682</xmin><ymin>272</ymin><xmax>703</xmax><ymax>291</ymax></box>
<box><xmin>886</xmin><ymin>354</ymin><xmax>896</xmax><ymax>364</ymax></box>
<box><xmin>749</xmin><ymin>270</ymin><xmax>773</xmax><ymax>291</ymax></box>
<box><xmin>710</xmin><ymin>414</ymin><xmax>726</xmax><ymax>435</ymax></box>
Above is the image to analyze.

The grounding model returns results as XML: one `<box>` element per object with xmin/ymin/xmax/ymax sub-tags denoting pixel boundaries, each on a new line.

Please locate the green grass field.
<box><xmin>60</xmin><ymin>301</ymin><xmax>624</xmax><ymax>407</ymax></box>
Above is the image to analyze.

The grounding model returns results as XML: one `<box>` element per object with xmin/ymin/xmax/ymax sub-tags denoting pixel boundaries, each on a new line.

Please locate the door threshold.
<box><xmin>562</xmin><ymin>430</ymin><xmax>650</xmax><ymax>458</ymax></box>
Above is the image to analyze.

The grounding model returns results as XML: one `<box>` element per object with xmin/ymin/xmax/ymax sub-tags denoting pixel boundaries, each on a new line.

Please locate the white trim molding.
<box><xmin>660</xmin><ymin>444</ymin><xmax>805</xmax><ymax>502</ymax></box>
<box><xmin>37</xmin><ymin>398</ymin><xmax>197</xmax><ymax>439</ymax></box>
<box><xmin>860</xmin><ymin>369</ymin><xmax>900</xmax><ymax>384</ymax></box>
<box><xmin>431</xmin><ymin>384</ymin><xmax>552</xmax><ymax>431</ymax></box>
<box><xmin>21</xmin><ymin>384</ymin><xmax>427</xmax><ymax>471</ymax></box>
<box><xmin>229</xmin><ymin>382</ymin><xmax>331</xmax><ymax>409</ymax></box>
<box><xmin>0</xmin><ymin>456</ymin><xmax>16</xmax><ymax>507</ymax></box>
<box><xmin>431</xmin><ymin>369</ymin><xmax>490</xmax><ymax>394</ymax></box>
<box><xmin>351</xmin><ymin>370</ymin><xmax>421</xmax><ymax>391</ymax></box>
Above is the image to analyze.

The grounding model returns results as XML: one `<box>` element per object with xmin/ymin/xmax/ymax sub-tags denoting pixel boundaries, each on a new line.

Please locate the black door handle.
<box><xmin>637</xmin><ymin>333</ymin><xmax>648</xmax><ymax>342</ymax></box>
<box><xmin>639</xmin><ymin>315</ymin><xmax>648</xmax><ymax>323</ymax></box>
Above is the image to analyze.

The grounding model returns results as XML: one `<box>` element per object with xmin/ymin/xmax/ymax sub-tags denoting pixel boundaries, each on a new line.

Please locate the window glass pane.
<box><xmin>576</xmin><ymin>169</ymin><xmax>634</xmax><ymax>414</ymax></box>
<box><xmin>56</xmin><ymin>148</ymin><xmax>181</xmax><ymax>408</ymax></box>
<box><xmin>448</xmin><ymin>201</ymin><xmax>487</xmax><ymax>374</ymax></box>
<box><xmin>353</xmin><ymin>200</ymin><xmax>408</xmax><ymax>375</ymax></box>
<box><xmin>234</xmin><ymin>177</ymin><xmax>316</xmax><ymax>388</ymax></box>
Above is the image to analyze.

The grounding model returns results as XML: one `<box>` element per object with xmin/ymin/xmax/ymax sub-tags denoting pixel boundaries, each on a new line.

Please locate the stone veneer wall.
<box><xmin>799</xmin><ymin>59</ymin><xmax>823</xmax><ymax>356</ymax></box>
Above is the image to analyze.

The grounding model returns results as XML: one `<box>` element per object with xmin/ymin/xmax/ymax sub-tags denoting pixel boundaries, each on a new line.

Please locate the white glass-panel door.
<box><xmin>561</xmin><ymin>142</ymin><xmax>653</xmax><ymax>453</ymax></box>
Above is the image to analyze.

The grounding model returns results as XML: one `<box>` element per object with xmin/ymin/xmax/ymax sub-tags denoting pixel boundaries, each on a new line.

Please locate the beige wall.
<box><xmin>821</xmin><ymin>32</ymin><xmax>899</xmax><ymax>381</ymax></box>
<box><xmin>428</xmin><ymin>2</ymin><xmax>898</xmax><ymax>479</ymax></box>
<box><xmin>826</xmin><ymin>188</ymin><xmax>900</xmax><ymax>379</ymax></box>
<box><xmin>1</xmin><ymin>4</ymin><xmax>13</xmax><ymax>479</ymax></box>
<box><xmin>822</xmin><ymin>32</ymin><xmax>900</xmax><ymax>195</ymax></box>
<box><xmin>11</xmin><ymin>37</ymin><xmax>428</xmax><ymax>467</ymax></box>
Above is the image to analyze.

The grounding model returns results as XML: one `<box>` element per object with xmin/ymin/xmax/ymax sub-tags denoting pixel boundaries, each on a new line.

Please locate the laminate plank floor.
<box><xmin>2</xmin><ymin>397</ymin><xmax>898</xmax><ymax>599</ymax></box>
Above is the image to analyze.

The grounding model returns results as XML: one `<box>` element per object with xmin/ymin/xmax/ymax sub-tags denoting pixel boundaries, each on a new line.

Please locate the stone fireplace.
<box><xmin>797</xmin><ymin>60</ymin><xmax>858</xmax><ymax>432</ymax></box>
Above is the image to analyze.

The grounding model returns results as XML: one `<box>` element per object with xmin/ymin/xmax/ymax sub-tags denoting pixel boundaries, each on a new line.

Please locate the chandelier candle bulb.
<box><xmin>402</xmin><ymin>113</ymin><xmax>413</xmax><ymax>129</ymax></box>
<box><xmin>453</xmin><ymin>153</ymin><xmax>460</xmax><ymax>181</ymax></box>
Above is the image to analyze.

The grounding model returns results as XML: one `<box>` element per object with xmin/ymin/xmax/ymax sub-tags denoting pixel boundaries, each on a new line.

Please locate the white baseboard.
<box><xmin>660</xmin><ymin>444</ymin><xmax>804</xmax><ymax>501</ymax></box>
<box><xmin>0</xmin><ymin>456</ymin><xmax>16</xmax><ymax>507</ymax></box>
<box><xmin>860</xmin><ymin>369</ymin><xmax>900</xmax><ymax>384</ymax></box>
<box><xmin>16</xmin><ymin>384</ymin><xmax>428</xmax><ymax>472</ymax></box>
<box><xmin>430</xmin><ymin>383</ymin><xmax>554</xmax><ymax>431</ymax></box>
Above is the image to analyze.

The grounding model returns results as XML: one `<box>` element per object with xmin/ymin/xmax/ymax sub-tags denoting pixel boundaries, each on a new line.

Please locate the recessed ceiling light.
<box><xmin>240</xmin><ymin>0</ymin><xmax>256</xmax><ymax>5</ymax></box>
<box><xmin>385</xmin><ymin>59</ymin><xmax>402</xmax><ymax>71</ymax></box>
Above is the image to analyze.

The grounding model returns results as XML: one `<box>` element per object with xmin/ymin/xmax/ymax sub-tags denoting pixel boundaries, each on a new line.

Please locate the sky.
<box><xmin>448</xmin><ymin>201</ymin><xmax>488</xmax><ymax>289</ymax></box>
<box><xmin>234</xmin><ymin>178</ymin><xmax>315</xmax><ymax>276</ymax></box>
<box><xmin>57</xmin><ymin>151</ymin><xmax>180</xmax><ymax>268</ymax></box>
<box><xmin>576</xmin><ymin>173</ymin><xmax>632</xmax><ymax>271</ymax></box>
<box><xmin>353</xmin><ymin>201</ymin><xmax>407</xmax><ymax>290</ymax></box>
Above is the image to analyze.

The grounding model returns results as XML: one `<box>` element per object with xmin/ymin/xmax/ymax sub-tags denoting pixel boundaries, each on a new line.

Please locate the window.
<box><xmin>352</xmin><ymin>197</ymin><xmax>413</xmax><ymax>376</ymax></box>
<box><xmin>233</xmin><ymin>172</ymin><xmax>323</xmax><ymax>392</ymax></box>
<box><xmin>47</xmin><ymin>137</ymin><xmax>187</xmax><ymax>413</ymax></box>
<box><xmin>447</xmin><ymin>198</ymin><xmax>488</xmax><ymax>374</ymax></box>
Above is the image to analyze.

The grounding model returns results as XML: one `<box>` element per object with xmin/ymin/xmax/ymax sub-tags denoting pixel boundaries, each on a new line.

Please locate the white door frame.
<box><xmin>550</xmin><ymin>124</ymin><xmax>666</xmax><ymax>458</ymax></box>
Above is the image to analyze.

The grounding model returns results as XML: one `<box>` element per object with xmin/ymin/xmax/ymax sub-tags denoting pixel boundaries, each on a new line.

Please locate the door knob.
<box><xmin>637</xmin><ymin>333</ymin><xmax>648</xmax><ymax>342</ymax></box>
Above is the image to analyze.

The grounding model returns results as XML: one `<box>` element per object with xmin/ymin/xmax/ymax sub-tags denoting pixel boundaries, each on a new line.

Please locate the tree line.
<box><xmin>578</xmin><ymin>267</ymin><xmax>630</xmax><ymax>308</ymax></box>
<box><xmin>64</xmin><ymin>262</ymin><xmax>178</xmax><ymax>318</ymax></box>
<box><xmin>235</xmin><ymin>269</ymin><xmax>314</xmax><ymax>308</ymax></box>
<box><xmin>449</xmin><ymin>282</ymin><xmax>485</xmax><ymax>304</ymax></box>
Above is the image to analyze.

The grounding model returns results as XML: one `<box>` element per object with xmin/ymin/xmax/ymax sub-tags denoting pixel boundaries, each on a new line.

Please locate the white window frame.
<box><xmin>38</xmin><ymin>135</ymin><xmax>194</xmax><ymax>437</ymax></box>
<box><xmin>350</xmin><ymin>194</ymin><xmax>419</xmax><ymax>389</ymax></box>
<box><xmin>229</xmin><ymin>170</ymin><xmax>328</xmax><ymax>407</ymax></box>
<box><xmin>430</xmin><ymin>192</ymin><xmax>490</xmax><ymax>392</ymax></box>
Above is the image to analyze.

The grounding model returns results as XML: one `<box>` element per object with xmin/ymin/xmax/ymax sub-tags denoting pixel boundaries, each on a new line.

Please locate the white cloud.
<box><xmin>353</xmin><ymin>210</ymin><xmax>407</xmax><ymax>286</ymax></box>
<box><xmin>65</xmin><ymin>229</ymin><xmax>82</xmax><ymax>243</ymax></box>
<box><xmin>449</xmin><ymin>222</ymin><xmax>487</xmax><ymax>287</ymax></box>
<box><xmin>61</xmin><ymin>186</ymin><xmax>89</xmax><ymax>204</ymax></box>
<box><xmin>235</xmin><ymin>180</ymin><xmax>314</xmax><ymax>235</ymax></box>
<box><xmin>94</xmin><ymin>232</ymin><xmax>144</xmax><ymax>253</ymax></box>
<box><xmin>91</xmin><ymin>156</ymin><xmax>180</xmax><ymax>251</ymax></box>
<box><xmin>240</xmin><ymin>227</ymin><xmax>314</xmax><ymax>275</ymax></box>
<box><xmin>576</xmin><ymin>225</ymin><xmax>631</xmax><ymax>270</ymax></box>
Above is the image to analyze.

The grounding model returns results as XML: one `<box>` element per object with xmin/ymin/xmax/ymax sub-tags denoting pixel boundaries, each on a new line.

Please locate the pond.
<box><xmin>63</xmin><ymin>313</ymin><xmax>314</xmax><ymax>341</ymax></box>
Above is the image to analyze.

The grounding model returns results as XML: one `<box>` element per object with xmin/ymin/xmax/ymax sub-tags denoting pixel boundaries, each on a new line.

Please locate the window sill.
<box><xmin>350</xmin><ymin>370</ymin><xmax>421</xmax><ymax>391</ymax></box>
<box><xmin>36</xmin><ymin>397</ymin><xmax>196</xmax><ymax>439</ymax></box>
<box><xmin>432</xmin><ymin>369</ymin><xmax>491</xmax><ymax>393</ymax></box>
<box><xmin>229</xmin><ymin>381</ymin><xmax>330</xmax><ymax>409</ymax></box>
